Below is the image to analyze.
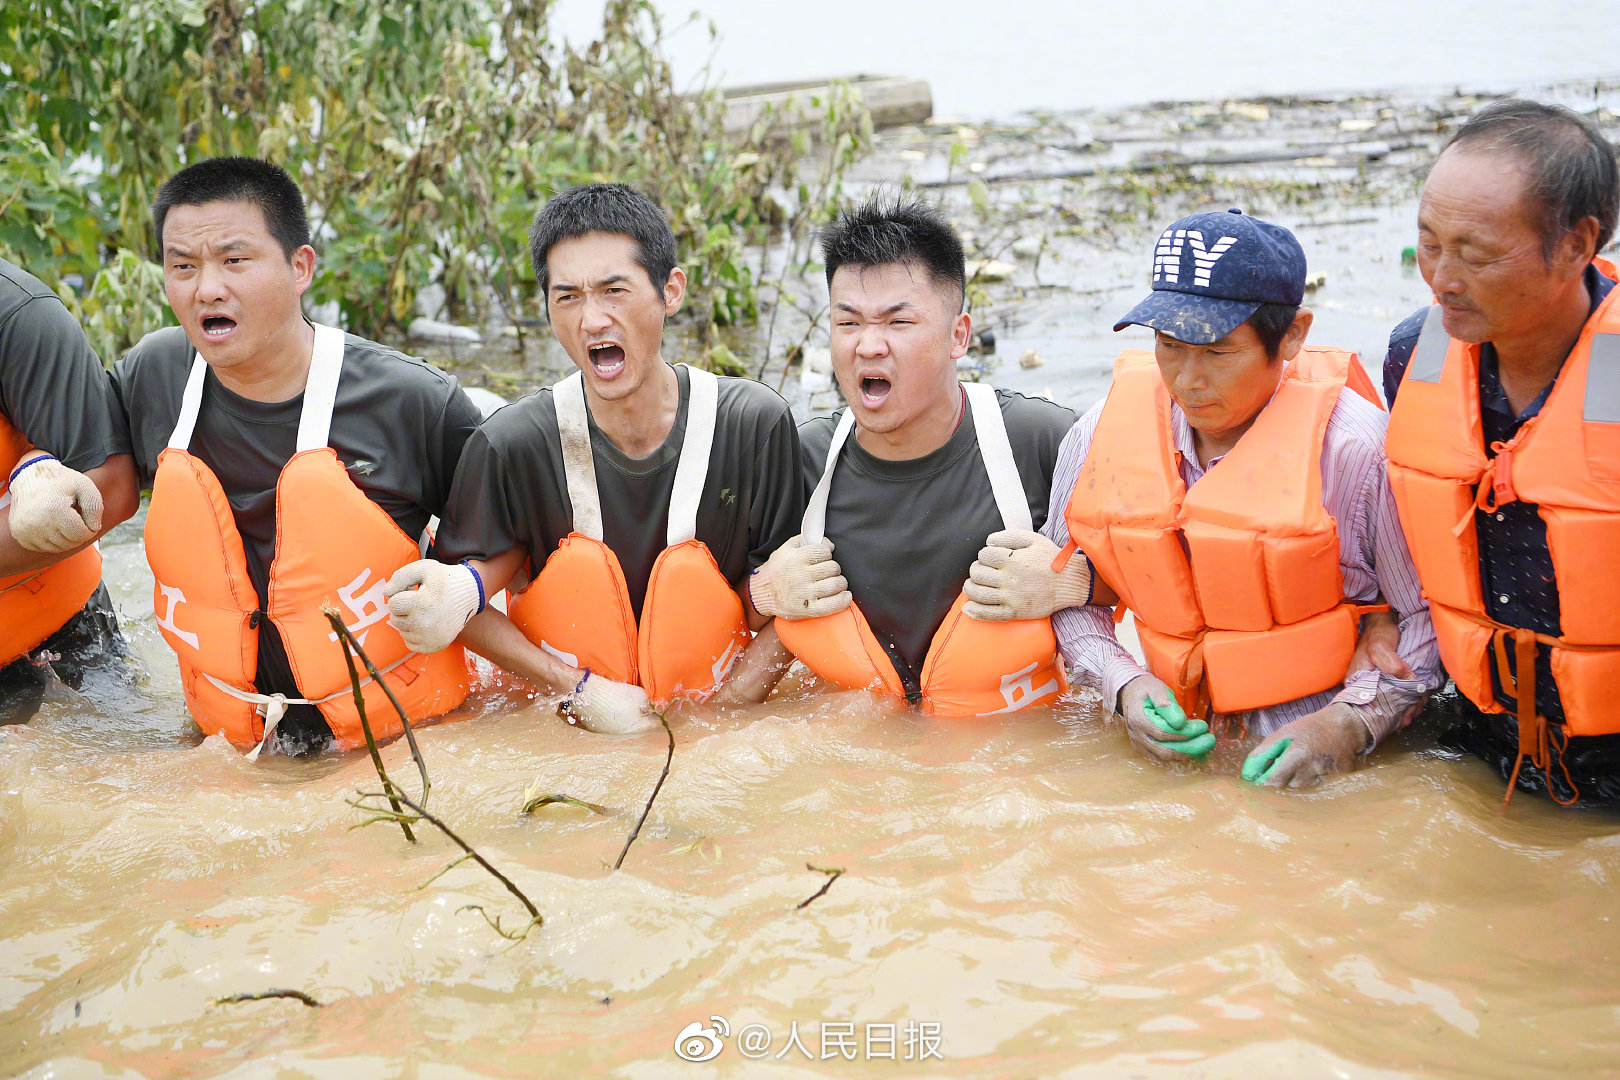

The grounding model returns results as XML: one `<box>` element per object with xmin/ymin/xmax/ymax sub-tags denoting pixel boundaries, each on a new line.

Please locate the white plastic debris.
<box><xmin>1011</xmin><ymin>237</ymin><xmax>1044</xmax><ymax>260</ymax></box>
<box><xmin>966</xmin><ymin>259</ymin><xmax>1016</xmax><ymax>282</ymax></box>
<box><xmin>407</xmin><ymin>318</ymin><xmax>483</xmax><ymax>345</ymax></box>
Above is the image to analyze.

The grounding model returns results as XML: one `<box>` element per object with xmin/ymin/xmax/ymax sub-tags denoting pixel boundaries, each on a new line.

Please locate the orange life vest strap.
<box><xmin>1051</xmin><ymin>538</ymin><xmax>1078</xmax><ymax>574</ymax></box>
<box><xmin>1445</xmin><ymin>606</ymin><xmax>1605</xmax><ymax>805</ymax></box>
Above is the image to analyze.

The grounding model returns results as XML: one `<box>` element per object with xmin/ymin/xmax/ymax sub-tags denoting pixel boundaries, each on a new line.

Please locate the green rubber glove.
<box><xmin>1242</xmin><ymin>738</ymin><xmax>1294</xmax><ymax>783</ymax></box>
<box><xmin>1143</xmin><ymin>695</ymin><xmax>1215</xmax><ymax>758</ymax></box>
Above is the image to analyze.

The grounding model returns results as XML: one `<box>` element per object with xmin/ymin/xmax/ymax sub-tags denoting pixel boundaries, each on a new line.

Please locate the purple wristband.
<box><xmin>7</xmin><ymin>453</ymin><xmax>55</xmax><ymax>487</ymax></box>
<box><xmin>572</xmin><ymin>668</ymin><xmax>592</xmax><ymax>696</ymax></box>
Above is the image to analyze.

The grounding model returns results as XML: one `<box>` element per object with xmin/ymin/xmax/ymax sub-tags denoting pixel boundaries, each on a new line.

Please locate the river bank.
<box><xmin>422</xmin><ymin>75</ymin><xmax>1620</xmax><ymax>420</ymax></box>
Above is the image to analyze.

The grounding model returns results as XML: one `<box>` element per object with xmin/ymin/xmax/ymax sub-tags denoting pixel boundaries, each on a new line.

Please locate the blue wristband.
<box><xmin>461</xmin><ymin>561</ymin><xmax>487</xmax><ymax>615</ymax></box>
<box><xmin>572</xmin><ymin>668</ymin><xmax>592</xmax><ymax>696</ymax></box>
<box><xmin>8</xmin><ymin>453</ymin><xmax>55</xmax><ymax>487</ymax></box>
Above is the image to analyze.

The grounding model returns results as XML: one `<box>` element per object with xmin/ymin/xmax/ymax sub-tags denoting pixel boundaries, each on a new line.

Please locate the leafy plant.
<box><xmin>0</xmin><ymin>0</ymin><xmax>871</xmax><ymax>372</ymax></box>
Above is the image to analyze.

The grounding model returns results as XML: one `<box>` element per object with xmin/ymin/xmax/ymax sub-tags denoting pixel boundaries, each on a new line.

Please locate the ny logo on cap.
<box><xmin>1153</xmin><ymin>229</ymin><xmax>1238</xmax><ymax>287</ymax></box>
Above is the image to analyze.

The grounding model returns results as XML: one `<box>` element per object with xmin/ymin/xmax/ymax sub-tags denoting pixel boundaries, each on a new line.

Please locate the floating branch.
<box><xmin>353</xmin><ymin>788</ymin><xmax>542</xmax><ymax>942</ymax></box>
<box><xmin>613</xmin><ymin>713</ymin><xmax>674</xmax><ymax>871</ymax></box>
<box><xmin>216</xmin><ymin>989</ymin><xmax>321</xmax><ymax>1008</ymax></box>
<box><xmin>325</xmin><ymin>606</ymin><xmax>414</xmax><ymax>844</ymax></box>
<box><xmin>796</xmin><ymin>863</ymin><xmax>846</xmax><ymax>910</ymax></box>
<box><xmin>322</xmin><ymin>605</ymin><xmax>431</xmax><ymax>807</ymax></box>
<box><xmin>457</xmin><ymin>903</ymin><xmax>541</xmax><ymax>943</ymax></box>
<box><xmin>522</xmin><ymin>792</ymin><xmax>609</xmax><ymax>816</ymax></box>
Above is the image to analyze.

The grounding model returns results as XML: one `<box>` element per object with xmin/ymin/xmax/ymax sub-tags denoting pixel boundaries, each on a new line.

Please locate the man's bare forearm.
<box><xmin>458</xmin><ymin>606</ymin><xmax>581</xmax><ymax>697</ymax></box>
<box><xmin>710</xmin><ymin>619</ymin><xmax>795</xmax><ymax>705</ymax></box>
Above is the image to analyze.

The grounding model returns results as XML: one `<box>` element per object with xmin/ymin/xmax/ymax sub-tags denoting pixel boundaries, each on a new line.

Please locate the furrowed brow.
<box><xmin>834</xmin><ymin>300</ymin><xmax>920</xmax><ymax>316</ymax></box>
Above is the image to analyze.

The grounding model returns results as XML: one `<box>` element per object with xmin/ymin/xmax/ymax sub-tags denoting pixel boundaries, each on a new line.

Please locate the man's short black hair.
<box><xmin>1248</xmin><ymin>303</ymin><xmax>1300</xmax><ymax>360</ymax></box>
<box><xmin>1445</xmin><ymin>98</ymin><xmax>1619</xmax><ymax>261</ymax></box>
<box><xmin>820</xmin><ymin>193</ymin><xmax>967</xmax><ymax>312</ymax></box>
<box><xmin>152</xmin><ymin>156</ymin><xmax>311</xmax><ymax>260</ymax></box>
<box><xmin>528</xmin><ymin>183</ymin><xmax>678</xmax><ymax>296</ymax></box>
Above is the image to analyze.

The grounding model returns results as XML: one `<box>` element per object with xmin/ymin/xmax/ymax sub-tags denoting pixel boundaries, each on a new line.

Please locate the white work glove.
<box><xmin>6</xmin><ymin>453</ymin><xmax>103</xmax><ymax>553</ymax></box>
<box><xmin>748</xmin><ymin>535</ymin><xmax>851</xmax><ymax>620</ymax></box>
<box><xmin>561</xmin><ymin>671</ymin><xmax>659</xmax><ymax>735</ymax></box>
<box><xmin>962</xmin><ymin>529</ymin><xmax>1091</xmax><ymax>622</ymax></box>
<box><xmin>384</xmin><ymin>559</ymin><xmax>485</xmax><ymax>653</ymax></box>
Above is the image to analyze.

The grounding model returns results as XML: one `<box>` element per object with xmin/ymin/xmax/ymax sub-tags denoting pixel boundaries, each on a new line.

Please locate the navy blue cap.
<box><xmin>1113</xmin><ymin>209</ymin><xmax>1306</xmax><ymax>345</ymax></box>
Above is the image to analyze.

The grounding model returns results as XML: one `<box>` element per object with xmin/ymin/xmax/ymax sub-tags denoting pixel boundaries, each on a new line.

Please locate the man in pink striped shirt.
<box><xmin>971</xmin><ymin>210</ymin><xmax>1440</xmax><ymax>786</ymax></box>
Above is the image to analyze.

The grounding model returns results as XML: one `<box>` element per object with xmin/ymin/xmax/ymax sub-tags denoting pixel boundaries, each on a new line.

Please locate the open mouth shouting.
<box><xmin>200</xmin><ymin>314</ymin><xmax>238</xmax><ymax>342</ymax></box>
<box><xmin>857</xmin><ymin>373</ymin><xmax>893</xmax><ymax>409</ymax></box>
<box><xmin>587</xmin><ymin>341</ymin><xmax>627</xmax><ymax>379</ymax></box>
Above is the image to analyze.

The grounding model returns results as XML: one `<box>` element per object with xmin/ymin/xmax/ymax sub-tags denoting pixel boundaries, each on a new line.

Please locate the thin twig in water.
<box><xmin>613</xmin><ymin>713</ymin><xmax>674</xmax><ymax>871</ymax></box>
<box><xmin>355</xmin><ymin>788</ymin><xmax>542</xmax><ymax>939</ymax></box>
<box><xmin>413</xmin><ymin>852</ymin><xmax>474</xmax><ymax>891</ymax></box>
<box><xmin>325</xmin><ymin>607</ymin><xmax>414</xmax><ymax>844</ymax></box>
<box><xmin>796</xmin><ymin>863</ymin><xmax>845</xmax><ymax>910</ymax></box>
<box><xmin>322</xmin><ymin>606</ymin><xmax>431</xmax><ymax>806</ymax></box>
<box><xmin>457</xmin><ymin>903</ymin><xmax>541</xmax><ymax>943</ymax></box>
<box><xmin>216</xmin><ymin>989</ymin><xmax>321</xmax><ymax>1008</ymax></box>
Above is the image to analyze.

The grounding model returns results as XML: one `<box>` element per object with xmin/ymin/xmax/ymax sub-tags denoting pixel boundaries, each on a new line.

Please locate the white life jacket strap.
<box><xmin>552</xmin><ymin>371</ymin><xmax>604</xmax><ymax>541</ymax></box>
<box><xmin>800</xmin><ymin>408</ymin><xmax>858</xmax><ymax>545</ymax></box>
<box><xmin>208</xmin><ymin>648</ymin><xmax>414</xmax><ymax>762</ymax></box>
<box><xmin>964</xmin><ymin>382</ymin><xmax>1032</xmax><ymax>532</ymax></box>
<box><xmin>666</xmin><ymin>365</ymin><xmax>720</xmax><ymax>547</ymax></box>
<box><xmin>294</xmin><ymin>323</ymin><xmax>347</xmax><ymax>452</ymax></box>
<box><xmin>167</xmin><ymin>356</ymin><xmax>210</xmax><ymax>450</ymax></box>
<box><xmin>168</xmin><ymin>323</ymin><xmax>346</xmax><ymax>452</ymax></box>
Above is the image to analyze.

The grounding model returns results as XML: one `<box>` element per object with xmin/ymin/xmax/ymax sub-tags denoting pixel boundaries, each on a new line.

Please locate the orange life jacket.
<box><xmin>506</xmin><ymin>365</ymin><xmax>751</xmax><ymax>703</ymax></box>
<box><xmin>0</xmin><ymin>418</ymin><xmax>103</xmax><ymax>666</ymax></box>
<box><xmin>1066</xmin><ymin>347</ymin><xmax>1386</xmax><ymax>718</ymax></box>
<box><xmin>143</xmin><ymin>324</ymin><xmax>474</xmax><ymax>755</ymax></box>
<box><xmin>1385</xmin><ymin>268</ymin><xmax>1620</xmax><ymax>797</ymax></box>
<box><xmin>775</xmin><ymin>383</ymin><xmax>1069</xmax><ymax>716</ymax></box>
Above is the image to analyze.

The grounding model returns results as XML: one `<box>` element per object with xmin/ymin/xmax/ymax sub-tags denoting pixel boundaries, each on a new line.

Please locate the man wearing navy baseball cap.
<box><xmin>972</xmin><ymin>208</ymin><xmax>1440</xmax><ymax>787</ymax></box>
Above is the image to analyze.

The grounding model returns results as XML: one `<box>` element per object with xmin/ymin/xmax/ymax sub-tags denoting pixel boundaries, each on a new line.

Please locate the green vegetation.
<box><xmin>1</xmin><ymin>1</ymin><xmax>870</xmax><ymax>366</ymax></box>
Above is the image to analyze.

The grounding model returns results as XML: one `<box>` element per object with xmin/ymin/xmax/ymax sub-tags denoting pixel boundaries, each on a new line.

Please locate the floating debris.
<box><xmin>796</xmin><ymin>863</ymin><xmax>846</xmax><ymax>910</ymax></box>
<box><xmin>216</xmin><ymin>989</ymin><xmax>321</xmax><ymax>1008</ymax></box>
<box><xmin>1019</xmin><ymin>348</ymin><xmax>1045</xmax><ymax>370</ymax></box>
<box><xmin>522</xmin><ymin>789</ymin><xmax>608</xmax><ymax>816</ymax></box>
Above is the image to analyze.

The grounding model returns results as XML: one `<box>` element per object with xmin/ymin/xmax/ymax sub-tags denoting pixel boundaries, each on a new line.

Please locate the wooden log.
<box><xmin>723</xmin><ymin>74</ymin><xmax>932</xmax><ymax>137</ymax></box>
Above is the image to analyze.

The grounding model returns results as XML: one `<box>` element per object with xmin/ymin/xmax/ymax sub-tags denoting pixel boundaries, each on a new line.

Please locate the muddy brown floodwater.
<box><xmin>6</xmin><ymin>80</ymin><xmax>1620</xmax><ymax>1078</ymax></box>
